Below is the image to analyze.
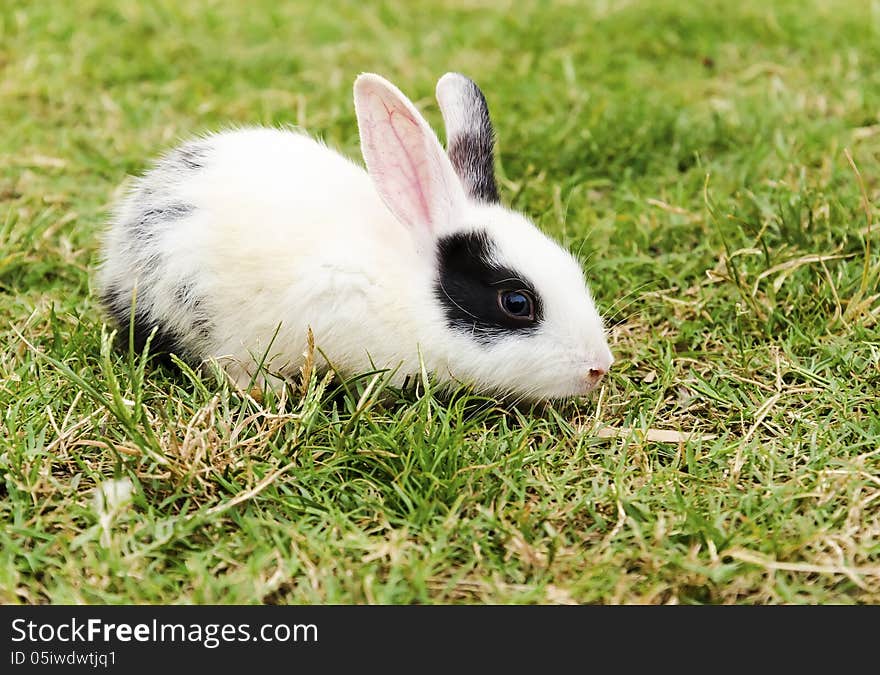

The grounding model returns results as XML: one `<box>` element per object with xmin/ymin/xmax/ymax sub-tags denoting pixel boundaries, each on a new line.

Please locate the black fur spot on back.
<box><xmin>171</xmin><ymin>142</ymin><xmax>210</xmax><ymax>170</ymax></box>
<box><xmin>130</xmin><ymin>202</ymin><xmax>194</xmax><ymax>240</ymax></box>
<box><xmin>100</xmin><ymin>139</ymin><xmax>213</xmax><ymax>363</ymax></box>
<box><xmin>174</xmin><ymin>279</ymin><xmax>212</xmax><ymax>339</ymax></box>
<box><xmin>100</xmin><ymin>291</ymin><xmax>187</xmax><ymax>361</ymax></box>
<box><xmin>435</xmin><ymin>231</ymin><xmax>542</xmax><ymax>343</ymax></box>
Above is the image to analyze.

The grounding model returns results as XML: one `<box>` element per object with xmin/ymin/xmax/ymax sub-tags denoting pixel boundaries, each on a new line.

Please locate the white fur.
<box><xmin>435</xmin><ymin>73</ymin><xmax>479</xmax><ymax>143</ymax></box>
<box><xmin>97</xmin><ymin>74</ymin><xmax>613</xmax><ymax>400</ymax></box>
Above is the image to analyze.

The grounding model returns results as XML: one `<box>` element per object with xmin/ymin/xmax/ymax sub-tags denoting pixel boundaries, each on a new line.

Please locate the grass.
<box><xmin>1</xmin><ymin>0</ymin><xmax>879</xmax><ymax>604</ymax></box>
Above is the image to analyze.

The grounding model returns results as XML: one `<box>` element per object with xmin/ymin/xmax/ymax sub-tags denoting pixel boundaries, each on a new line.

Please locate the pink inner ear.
<box><xmin>358</xmin><ymin>84</ymin><xmax>442</xmax><ymax>235</ymax></box>
<box><xmin>383</xmin><ymin>103</ymin><xmax>433</xmax><ymax>229</ymax></box>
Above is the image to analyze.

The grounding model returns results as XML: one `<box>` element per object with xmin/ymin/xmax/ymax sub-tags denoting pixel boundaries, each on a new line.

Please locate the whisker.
<box><xmin>602</xmin><ymin>281</ymin><xmax>661</xmax><ymax>323</ymax></box>
<box><xmin>489</xmin><ymin>277</ymin><xmax>527</xmax><ymax>287</ymax></box>
<box><xmin>439</xmin><ymin>279</ymin><xmax>482</xmax><ymax>323</ymax></box>
<box><xmin>603</xmin><ymin>279</ymin><xmax>657</xmax><ymax>312</ymax></box>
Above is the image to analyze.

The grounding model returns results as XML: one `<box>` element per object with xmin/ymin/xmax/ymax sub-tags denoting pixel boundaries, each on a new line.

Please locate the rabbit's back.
<box><xmin>98</xmin><ymin>127</ymin><xmax>418</xmax><ymax>375</ymax></box>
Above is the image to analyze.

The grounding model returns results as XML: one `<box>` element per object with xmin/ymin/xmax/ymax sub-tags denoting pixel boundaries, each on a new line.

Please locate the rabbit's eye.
<box><xmin>498</xmin><ymin>290</ymin><xmax>535</xmax><ymax>320</ymax></box>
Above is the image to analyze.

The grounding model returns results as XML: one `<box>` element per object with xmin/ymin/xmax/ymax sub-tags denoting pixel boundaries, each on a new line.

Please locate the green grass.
<box><xmin>2</xmin><ymin>0</ymin><xmax>879</xmax><ymax>604</ymax></box>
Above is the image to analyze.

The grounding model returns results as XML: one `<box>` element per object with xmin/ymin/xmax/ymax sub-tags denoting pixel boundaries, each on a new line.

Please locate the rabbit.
<box><xmin>97</xmin><ymin>72</ymin><xmax>614</xmax><ymax>400</ymax></box>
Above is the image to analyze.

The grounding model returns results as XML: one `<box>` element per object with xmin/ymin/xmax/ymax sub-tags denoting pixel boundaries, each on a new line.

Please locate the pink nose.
<box><xmin>586</xmin><ymin>368</ymin><xmax>607</xmax><ymax>387</ymax></box>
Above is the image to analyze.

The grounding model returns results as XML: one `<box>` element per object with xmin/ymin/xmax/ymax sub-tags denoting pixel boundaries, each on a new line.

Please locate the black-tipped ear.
<box><xmin>435</xmin><ymin>73</ymin><xmax>500</xmax><ymax>204</ymax></box>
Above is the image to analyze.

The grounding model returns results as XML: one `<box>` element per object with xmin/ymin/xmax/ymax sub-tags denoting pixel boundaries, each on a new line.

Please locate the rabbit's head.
<box><xmin>354</xmin><ymin>73</ymin><xmax>612</xmax><ymax>399</ymax></box>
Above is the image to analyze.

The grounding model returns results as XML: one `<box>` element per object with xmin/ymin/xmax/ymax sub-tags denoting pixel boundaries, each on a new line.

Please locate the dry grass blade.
<box><xmin>844</xmin><ymin>147</ymin><xmax>876</xmax><ymax>303</ymax></box>
<box><xmin>725</xmin><ymin>548</ymin><xmax>880</xmax><ymax>590</ymax></box>
<box><xmin>751</xmin><ymin>254</ymin><xmax>851</xmax><ymax>295</ymax></box>
<box><xmin>593</xmin><ymin>427</ymin><xmax>718</xmax><ymax>443</ymax></box>
<box><xmin>203</xmin><ymin>462</ymin><xmax>296</xmax><ymax>518</ymax></box>
<box><xmin>299</xmin><ymin>327</ymin><xmax>316</xmax><ymax>400</ymax></box>
<box><xmin>72</xmin><ymin>438</ymin><xmax>143</xmax><ymax>457</ymax></box>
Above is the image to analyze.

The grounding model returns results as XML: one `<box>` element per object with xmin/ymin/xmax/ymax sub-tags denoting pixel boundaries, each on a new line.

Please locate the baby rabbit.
<box><xmin>97</xmin><ymin>73</ymin><xmax>613</xmax><ymax>400</ymax></box>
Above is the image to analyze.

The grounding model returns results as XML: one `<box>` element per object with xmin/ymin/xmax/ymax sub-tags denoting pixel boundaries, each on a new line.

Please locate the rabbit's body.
<box><xmin>99</xmin><ymin>74</ymin><xmax>613</xmax><ymax>399</ymax></box>
<box><xmin>102</xmin><ymin>128</ymin><xmax>430</xmax><ymax>385</ymax></box>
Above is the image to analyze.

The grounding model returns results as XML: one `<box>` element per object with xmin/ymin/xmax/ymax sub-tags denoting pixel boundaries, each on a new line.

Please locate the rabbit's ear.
<box><xmin>435</xmin><ymin>72</ymin><xmax>499</xmax><ymax>204</ymax></box>
<box><xmin>354</xmin><ymin>74</ymin><xmax>467</xmax><ymax>245</ymax></box>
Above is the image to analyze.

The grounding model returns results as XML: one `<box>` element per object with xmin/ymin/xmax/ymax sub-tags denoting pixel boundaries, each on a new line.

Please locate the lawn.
<box><xmin>1</xmin><ymin>0</ymin><xmax>878</xmax><ymax>604</ymax></box>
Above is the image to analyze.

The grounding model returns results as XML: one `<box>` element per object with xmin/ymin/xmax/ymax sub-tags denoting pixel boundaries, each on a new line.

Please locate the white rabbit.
<box><xmin>97</xmin><ymin>73</ymin><xmax>613</xmax><ymax>400</ymax></box>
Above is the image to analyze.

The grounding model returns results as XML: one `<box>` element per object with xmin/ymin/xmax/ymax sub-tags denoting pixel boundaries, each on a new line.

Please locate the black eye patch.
<box><xmin>435</xmin><ymin>231</ymin><xmax>543</xmax><ymax>343</ymax></box>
